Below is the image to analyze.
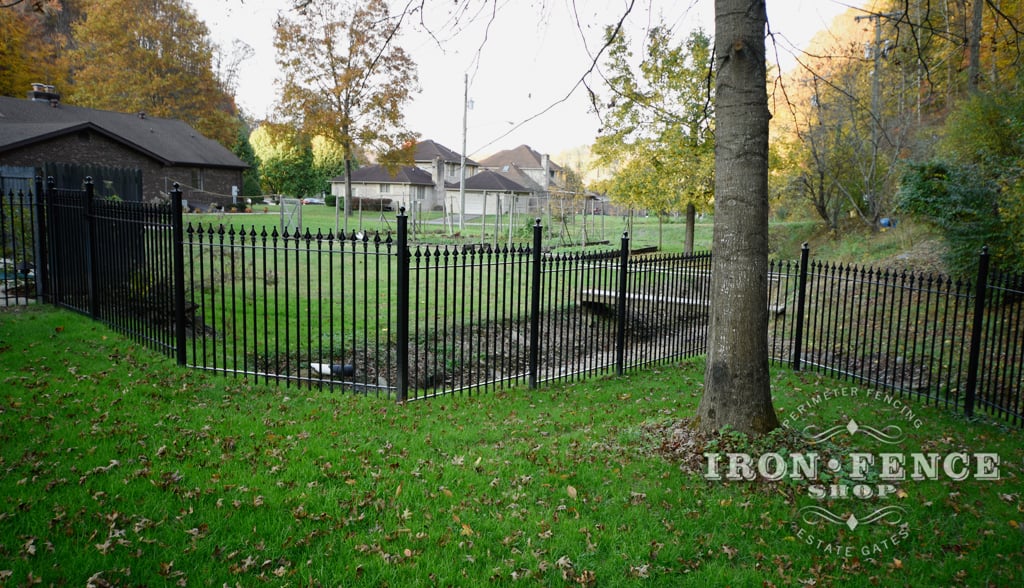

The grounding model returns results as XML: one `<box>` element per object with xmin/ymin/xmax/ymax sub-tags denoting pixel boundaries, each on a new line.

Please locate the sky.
<box><xmin>189</xmin><ymin>0</ymin><xmax>859</xmax><ymax>159</ymax></box>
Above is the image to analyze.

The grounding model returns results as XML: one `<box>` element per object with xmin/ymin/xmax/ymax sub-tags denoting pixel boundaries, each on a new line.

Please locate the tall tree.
<box><xmin>776</xmin><ymin>37</ymin><xmax>908</xmax><ymax>229</ymax></box>
<box><xmin>0</xmin><ymin>0</ymin><xmax>81</xmax><ymax>97</ymax></box>
<box><xmin>0</xmin><ymin>9</ymin><xmax>34</xmax><ymax>97</ymax></box>
<box><xmin>232</xmin><ymin>123</ymin><xmax>262</xmax><ymax>198</ymax></box>
<box><xmin>0</xmin><ymin>0</ymin><xmax>62</xmax><ymax>15</ymax></box>
<box><xmin>899</xmin><ymin>71</ymin><xmax>1024</xmax><ymax>277</ymax></box>
<box><xmin>273</xmin><ymin>0</ymin><xmax>418</xmax><ymax>234</ymax></box>
<box><xmin>593</xmin><ymin>26</ymin><xmax>714</xmax><ymax>253</ymax></box>
<box><xmin>65</xmin><ymin>0</ymin><xmax>240</xmax><ymax>148</ymax></box>
<box><xmin>250</xmin><ymin>124</ymin><xmax>319</xmax><ymax>199</ymax></box>
<box><xmin>695</xmin><ymin>0</ymin><xmax>779</xmax><ymax>436</ymax></box>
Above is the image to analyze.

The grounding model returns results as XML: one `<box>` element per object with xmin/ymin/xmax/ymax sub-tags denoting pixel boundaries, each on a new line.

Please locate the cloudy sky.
<box><xmin>189</xmin><ymin>0</ymin><xmax>857</xmax><ymax>158</ymax></box>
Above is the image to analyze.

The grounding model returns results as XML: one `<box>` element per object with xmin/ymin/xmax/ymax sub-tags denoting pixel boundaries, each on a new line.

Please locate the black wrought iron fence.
<box><xmin>40</xmin><ymin>178</ymin><xmax>180</xmax><ymax>355</ymax></box>
<box><xmin>769</xmin><ymin>244</ymin><xmax>1022</xmax><ymax>426</ymax></box>
<box><xmin>182</xmin><ymin>220</ymin><xmax>397</xmax><ymax>394</ymax></box>
<box><xmin>5</xmin><ymin>178</ymin><xmax>1022</xmax><ymax>426</ymax></box>
<box><xmin>0</xmin><ymin>187</ymin><xmax>40</xmax><ymax>306</ymax></box>
<box><xmin>975</xmin><ymin>268</ymin><xmax>1024</xmax><ymax>424</ymax></box>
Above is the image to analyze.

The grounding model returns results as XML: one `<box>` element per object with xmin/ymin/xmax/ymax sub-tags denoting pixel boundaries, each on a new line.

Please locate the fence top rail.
<box><xmin>631</xmin><ymin>249</ymin><xmax>713</xmax><ymax>263</ymax></box>
<box><xmin>2</xmin><ymin>189</ymin><xmax>36</xmax><ymax>199</ymax></box>
<box><xmin>92</xmin><ymin>198</ymin><xmax>171</xmax><ymax>213</ymax></box>
<box><xmin>48</xmin><ymin>188</ymin><xmax>87</xmax><ymax>200</ymax></box>
<box><xmin>184</xmin><ymin>222</ymin><xmax>396</xmax><ymax>244</ymax></box>
<box><xmin>807</xmin><ymin>259</ymin><xmax>972</xmax><ymax>286</ymax></box>
<box><xmin>410</xmin><ymin>243</ymin><xmax>533</xmax><ymax>257</ymax></box>
<box><xmin>990</xmin><ymin>270</ymin><xmax>1024</xmax><ymax>290</ymax></box>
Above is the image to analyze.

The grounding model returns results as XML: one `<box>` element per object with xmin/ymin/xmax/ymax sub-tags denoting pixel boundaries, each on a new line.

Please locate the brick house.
<box><xmin>0</xmin><ymin>88</ymin><xmax>246</xmax><ymax>204</ymax></box>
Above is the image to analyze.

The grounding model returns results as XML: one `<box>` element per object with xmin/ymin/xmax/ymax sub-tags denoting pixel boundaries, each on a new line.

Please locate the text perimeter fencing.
<box><xmin>1</xmin><ymin>179</ymin><xmax>1021</xmax><ymax>426</ymax></box>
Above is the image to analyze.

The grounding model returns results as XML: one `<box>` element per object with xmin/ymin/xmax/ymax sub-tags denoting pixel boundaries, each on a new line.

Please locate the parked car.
<box><xmin>302</xmin><ymin>197</ymin><xmax>325</xmax><ymax>205</ymax></box>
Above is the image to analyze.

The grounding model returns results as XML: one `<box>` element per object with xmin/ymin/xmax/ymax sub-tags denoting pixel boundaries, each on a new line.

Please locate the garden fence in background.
<box><xmin>2</xmin><ymin>178</ymin><xmax>1021</xmax><ymax>427</ymax></box>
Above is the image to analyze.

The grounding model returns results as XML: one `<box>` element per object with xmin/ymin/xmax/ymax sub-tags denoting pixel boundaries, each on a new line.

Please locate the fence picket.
<box><xmin>965</xmin><ymin>247</ymin><xmax>990</xmax><ymax>417</ymax></box>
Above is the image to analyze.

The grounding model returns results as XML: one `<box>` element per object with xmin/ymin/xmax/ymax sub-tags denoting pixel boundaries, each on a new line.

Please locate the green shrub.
<box><xmin>897</xmin><ymin>162</ymin><xmax>1021</xmax><ymax>278</ymax></box>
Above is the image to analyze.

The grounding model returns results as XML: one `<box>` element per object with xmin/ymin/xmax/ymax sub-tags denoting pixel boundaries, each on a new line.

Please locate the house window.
<box><xmin>380</xmin><ymin>183</ymin><xmax>390</xmax><ymax>194</ymax></box>
<box><xmin>191</xmin><ymin>168</ymin><xmax>204</xmax><ymax>191</ymax></box>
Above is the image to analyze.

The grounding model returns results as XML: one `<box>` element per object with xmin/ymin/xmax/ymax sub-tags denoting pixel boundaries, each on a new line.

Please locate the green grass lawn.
<box><xmin>1</xmin><ymin>305</ymin><xmax>1021</xmax><ymax>586</ymax></box>
<box><xmin>188</xmin><ymin>205</ymin><xmax>715</xmax><ymax>254</ymax></box>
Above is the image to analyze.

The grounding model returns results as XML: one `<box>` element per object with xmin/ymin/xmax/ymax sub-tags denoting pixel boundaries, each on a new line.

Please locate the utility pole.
<box><xmin>853</xmin><ymin>10</ymin><xmax>901</xmax><ymax>221</ymax></box>
<box><xmin>459</xmin><ymin>73</ymin><xmax>468</xmax><ymax>231</ymax></box>
<box><xmin>854</xmin><ymin>11</ymin><xmax>904</xmax><ymax>137</ymax></box>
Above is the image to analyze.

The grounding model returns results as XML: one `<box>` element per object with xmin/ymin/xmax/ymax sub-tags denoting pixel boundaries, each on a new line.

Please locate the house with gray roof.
<box><xmin>331</xmin><ymin>139</ymin><xmax>479</xmax><ymax>213</ymax></box>
<box><xmin>443</xmin><ymin>169</ymin><xmax>531</xmax><ymax>216</ymax></box>
<box><xmin>477</xmin><ymin>144</ymin><xmax>567</xmax><ymax>193</ymax></box>
<box><xmin>414</xmin><ymin>139</ymin><xmax>479</xmax><ymax>184</ymax></box>
<box><xmin>0</xmin><ymin>87</ymin><xmax>247</xmax><ymax>204</ymax></box>
<box><xmin>329</xmin><ymin>164</ymin><xmax>437</xmax><ymax>212</ymax></box>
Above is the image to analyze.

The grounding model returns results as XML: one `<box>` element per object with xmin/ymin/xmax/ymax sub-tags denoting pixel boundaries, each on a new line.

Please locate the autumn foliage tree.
<box><xmin>0</xmin><ymin>9</ymin><xmax>35</xmax><ymax>97</ymax></box>
<box><xmin>593</xmin><ymin>26</ymin><xmax>714</xmax><ymax>253</ymax></box>
<box><xmin>772</xmin><ymin>0</ymin><xmax>1024</xmax><ymax>231</ymax></box>
<box><xmin>0</xmin><ymin>0</ymin><xmax>82</xmax><ymax>98</ymax></box>
<box><xmin>273</xmin><ymin>0</ymin><xmax>418</xmax><ymax>232</ymax></box>
<box><xmin>64</xmin><ymin>0</ymin><xmax>240</xmax><ymax>148</ymax></box>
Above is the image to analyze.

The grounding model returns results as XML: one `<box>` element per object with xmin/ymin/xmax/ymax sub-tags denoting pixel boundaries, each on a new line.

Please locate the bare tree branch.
<box><xmin>469</xmin><ymin>0</ymin><xmax>638</xmax><ymax>155</ymax></box>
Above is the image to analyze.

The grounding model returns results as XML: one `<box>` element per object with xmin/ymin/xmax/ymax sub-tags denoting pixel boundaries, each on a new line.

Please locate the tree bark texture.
<box><xmin>684</xmin><ymin>202</ymin><xmax>696</xmax><ymax>255</ymax></box>
<box><xmin>696</xmin><ymin>0</ymin><xmax>780</xmax><ymax>435</ymax></box>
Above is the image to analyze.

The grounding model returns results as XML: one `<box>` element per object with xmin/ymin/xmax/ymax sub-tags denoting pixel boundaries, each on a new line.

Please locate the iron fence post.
<box><xmin>170</xmin><ymin>184</ymin><xmax>187</xmax><ymax>366</ymax></box>
<box><xmin>45</xmin><ymin>177</ymin><xmax>60</xmax><ymax>304</ymax></box>
<box><xmin>33</xmin><ymin>176</ymin><xmax>48</xmax><ymax>301</ymax></box>
<box><xmin>528</xmin><ymin>219</ymin><xmax>543</xmax><ymax>388</ymax></box>
<box><xmin>792</xmin><ymin>242</ymin><xmax>810</xmax><ymax>370</ymax></box>
<box><xmin>84</xmin><ymin>177</ymin><xmax>99</xmax><ymax>319</ymax></box>
<box><xmin>964</xmin><ymin>245</ymin><xmax>990</xmax><ymax>418</ymax></box>
<box><xmin>615</xmin><ymin>231</ymin><xmax>629</xmax><ymax>376</ymax></box>
<box><xmin>396</xmin><ymin>209</ymin><xmax>409</xmax><ymax>402</ymax></box>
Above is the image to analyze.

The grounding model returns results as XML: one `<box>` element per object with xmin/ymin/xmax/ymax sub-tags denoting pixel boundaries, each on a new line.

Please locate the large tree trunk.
<box><xmin>684</xmin><ymin>202</ymin><xmax>695</xmax><ymax>254</ymax></box>
<box><xmin>696</xmin><ymin>0</ymin><xmax>779</xmax><ymax>436</ymax></box>
<box><xmin>968</xmin><ymin>0</ymin><xmax>983</xmax><ymax>93</ymax></box>
<box><xmin>343</xmin><ymin>157</ymin><xmax>353</xmax><ymax>234</ymax></box>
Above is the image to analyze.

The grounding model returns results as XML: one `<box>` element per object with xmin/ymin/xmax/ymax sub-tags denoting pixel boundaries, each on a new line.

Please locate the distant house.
<box><xmin>331</xmin><ymin>139</ymin><xmax>478</xmax><ymax>212</ymax></box>
<box><xmin>0</xmin><ymin>86</ymin><xmax>247</xmax><ymax>205</ymax></box>
<box><xmin>330</xmin><ymin>164</ymin><xmax>436</xmax><ymax>212</ymax></box>
<box><xmin>477</xmin><ymin>144</ymin><xmax>568</xmax><ymax>194</ymax></box>
<box><xmin>444</xmin><ymin>169</ymin><xmax>532</xmax><ymax>216</ymax></box>
<box><xmin>414</xmin><ymin>139</ymin><xmax>479</xmax><ymax>184</ymax></box>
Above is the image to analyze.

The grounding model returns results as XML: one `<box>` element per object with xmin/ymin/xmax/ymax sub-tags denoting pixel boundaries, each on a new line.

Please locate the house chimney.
<box><xmin>27</xmin><ymin>83</ymin><xmax>60</xmax><ymax>104</ymax></box>
<box><xmin>431</xmin><ymin>156</ymin><xmax>444</xmax><ymax>210</ymax></box>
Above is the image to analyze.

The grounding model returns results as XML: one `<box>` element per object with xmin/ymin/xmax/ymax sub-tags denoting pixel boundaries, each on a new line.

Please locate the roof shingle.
<box><xmin>459</xmin><ymin>170</ymin><xmax>530</xmax><ymax>192</ymax></box>
<box><xmin>335</xmin><ymin>165</ymin><xmax>435</xmax><ymax>185</ymax></box>
<box><xmin>477</xmin><ymin>144</ymin><xmax>562</xmax><ymax>171</ymax></box>
<box><xmin>413</xmin><ymin>139</ymin><xmax>478</xmax><ymax>166</ymax></box>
